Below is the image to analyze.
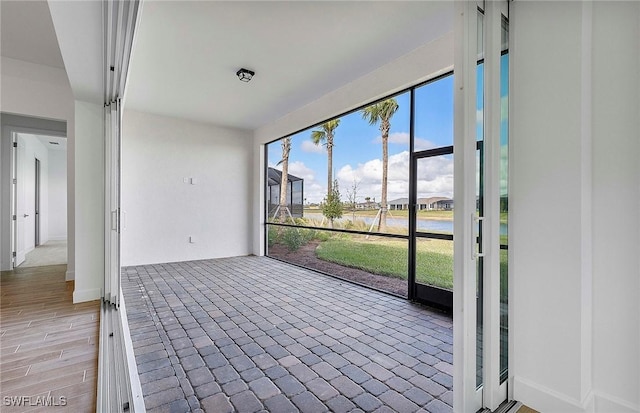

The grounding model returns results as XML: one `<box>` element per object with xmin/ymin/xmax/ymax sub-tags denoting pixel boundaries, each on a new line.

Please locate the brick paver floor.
<box><xmin>122</xmin><ymin>256</ymin><xmax>453</xmax><ymax>413</ymax></box>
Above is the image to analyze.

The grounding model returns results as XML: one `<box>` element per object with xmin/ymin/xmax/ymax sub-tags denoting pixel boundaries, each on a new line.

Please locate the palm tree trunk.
<box><xmin>379</xmin><ymin>123</ymin><xmax>389</xmax><ymax>232</ymax></box>
<box><xmin>327</xmin><ymin>137</ymin><xmax>333</xmax><ymax>228</ymax></box>
<box><xmin>279</xmin><ymin>138</ymin><xmax>291</xmax><ymax>223</ymax></box>
<box><xmin>327</xmin><ymin>144</ymin><xmax>333</xmax><ymax>197</ymax></box>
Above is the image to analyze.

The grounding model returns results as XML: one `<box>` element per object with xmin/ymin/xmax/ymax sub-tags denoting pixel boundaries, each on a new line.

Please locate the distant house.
<box><xmin>434</xmin><ymin>199</ymin><xmax>453</xmax><ymax>210</ymax></box>
<box><xmin>417</xmin><ymin>196</ymin><xmax>450</xmax><ymax>210</ymax></box>
<box><xmin>388</xmin><ymin>198</ymin><xmax>410</xmax><ymax>210</ymax></box>
<box><xmin>267</xmin><ymin>167</ymin><xmax>304</xmax><ymax>218</ymax></box>
<box><xmin>356</xmin><ymin>201</ymin><xmax>379</xmax><ymax>210</ymax></box>
<box><xmin>388</xmin><ymin>196</ymin><xmax>454</xmax><ymax>211</ymax></box>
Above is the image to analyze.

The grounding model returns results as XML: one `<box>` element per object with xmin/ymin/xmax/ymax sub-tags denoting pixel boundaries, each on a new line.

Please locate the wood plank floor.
<box><xmin>517</xmin><ymin>406</ymin><xmax>540</xmax><ymax>413</ymax></box>
<box><xmin>1</xmin><ymin>265</ymin><xmax>99</xmax><ymax>412</ymax></box>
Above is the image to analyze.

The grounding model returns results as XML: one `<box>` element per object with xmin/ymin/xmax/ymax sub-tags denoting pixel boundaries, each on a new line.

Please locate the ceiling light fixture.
<box><xmin>236</xmin><ymin>68</ymin><xmax>255</xmax><ymax>83</ymax></box>
<box><xmin>49</xmin><ymin>141</ymin><xmax>60</xmax><ymax>145</ymax></box>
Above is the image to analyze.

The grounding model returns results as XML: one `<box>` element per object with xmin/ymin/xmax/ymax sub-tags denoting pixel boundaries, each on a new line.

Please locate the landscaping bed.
<box><xmin>268</xmin><ymin>240</ymin><xmax>409</xmax><ymax>297</ymax></box>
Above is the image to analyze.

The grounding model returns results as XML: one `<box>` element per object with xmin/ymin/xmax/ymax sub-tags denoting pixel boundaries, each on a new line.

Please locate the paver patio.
<box><xmin>122</xmin><ymin>256</ymin><xmax>453</xmax><ymax>413</ymax></box>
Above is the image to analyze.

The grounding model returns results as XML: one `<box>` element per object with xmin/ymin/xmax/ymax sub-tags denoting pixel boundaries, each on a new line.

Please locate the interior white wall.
<box><xmin>252</xmin><ymin>32</ymin><xmax>454</xmax><ymax>255</ymax></box>
<box><xmin>121</xmin><ymin>110</ymin><xmax>253</xmax><ymax>267</ymax></box>
<box><xmin>73</xmin><ymin>100</ymin><xmax>103</xmax><ymax>303</ymax></box>
<box><xmin>18</xmin><ymin>134</ymin><xmax>50</xmax><ymax>249</ymax></box>
<box><xmin>48</xmin><ymin>148</ymin><xmax>67</xmax><ymax>240</ymax></box>
<box><xmin>510</xmin><ymin>2</ymin><xmax>639</xmax><ymax>412</ymax></box>
<box><xmin>590</xmin><ymin>2</ymin><xmax>640</xmax><ymax>411</ymax></box>
<box><xmin>0</xmin><ymin>57</ymin><xmax>74</xmax><ymax>275</ymax></box>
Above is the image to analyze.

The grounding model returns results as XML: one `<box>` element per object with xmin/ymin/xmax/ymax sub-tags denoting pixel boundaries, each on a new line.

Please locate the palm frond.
<box><xmin>361</xmin><ymin>98</ymin><xmax>399</xmax><ymax>125</ymax></box>
<box><xmin>311</xmin><ymin>119</ymin><xmax>341</xmax><ymax>145</ymax></box>
<box><xmin>311</xmin><ymin>130</ymin><xmax>326</xmax><ymax>145</ymax></box>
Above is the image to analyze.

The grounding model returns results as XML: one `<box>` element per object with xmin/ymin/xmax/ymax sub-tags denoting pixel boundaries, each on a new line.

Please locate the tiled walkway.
<box><xmin>122</xmin><ymin>257</ymin><xmax>453</xmax><ymax>413</ymax></box>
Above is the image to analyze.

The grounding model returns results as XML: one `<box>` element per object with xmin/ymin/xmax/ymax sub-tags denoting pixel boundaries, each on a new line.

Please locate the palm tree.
<box><xmin>311</xmin><ymin>119</ymin><xmax>340</xmax><ymax>198</ymax></box>
<box><xmin>361</xmin><ymin>98</ymin><xmax>399</xmax><ymax>232</ymax></box>
<box><xmin>278</xmin><ymin>137</ymin><xmax>291</xmax><ymax>223</ymax></box>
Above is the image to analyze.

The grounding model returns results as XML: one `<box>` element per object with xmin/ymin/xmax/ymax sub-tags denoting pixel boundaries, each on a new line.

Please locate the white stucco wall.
<box><xmin>73</xmin><ymin>100</ymin><xmax>103</xmax><ymax>302</ymax></box>
<box><xmin>510</xmin><ymin>2</ymin><xmax>639</xmax><ymax>412</ymax></box>
<box><xmin>121</xmin><ymin>110</ymin><xmax>253</xmax><ymax>266</ymax></box>
<box><xmin>590</xmin><ymin>2</ymin><xmax>640</xmax><ymax>412</ymax></box>
<box><xmin>48</xmin><ymin>149</ymin><xmax>67</xmax><ymax>240</ymax></box>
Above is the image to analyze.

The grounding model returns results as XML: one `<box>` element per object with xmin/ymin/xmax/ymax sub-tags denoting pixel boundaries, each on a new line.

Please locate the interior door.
<box><xmin>13</xmin><ymin>136</ymin><xmax>26</xmax><ymax>267</ymax></box>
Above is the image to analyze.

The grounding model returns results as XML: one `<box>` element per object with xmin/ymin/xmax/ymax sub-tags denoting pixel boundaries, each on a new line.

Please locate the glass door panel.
<box><xmin>499</xmin><ymin>21</ymin><xmax>510</xmax><ymax>387</ymax></box>
<box><xmin>411</xmin><ymin>149</ymin><xmax>454</xmax><ymax>310</ymax></box>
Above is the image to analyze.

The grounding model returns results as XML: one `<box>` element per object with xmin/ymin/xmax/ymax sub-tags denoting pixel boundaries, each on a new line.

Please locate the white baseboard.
<box><xmin>594</xmin><ymin>392</ymin><xmax>640</xmax><ymax>413</ymax></box>
<box><xmin>513</xmin><ymin>376</ymin><xmax>591</xmax><ymax>413</ymax></box>
<box><xmin>73</xmin><ymin>288</ymin><xmax>101</xmax><ymax>303</ymax></box>
<box><xmin>514</xmin><ymin>376</ymin><xmax>639</xmax><ymax>413</ymax></box>
<box><xmin>65</xmin><ymin>270</ymin><xmax>75</xmax><ymax>281</ymax></box>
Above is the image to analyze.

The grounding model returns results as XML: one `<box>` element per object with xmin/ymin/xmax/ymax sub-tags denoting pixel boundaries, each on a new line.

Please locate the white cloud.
<box><xmin>371</xmin><ymin>132</ymin><xmax>435</xmax><ymax>151</ymax></box>
<box><xmin>274</xmin><ymin>150</ymin><xmax>454</xmax><ymax>205</ymax></box>
<box><xmin>286</xmin><ymin>161</ymin><xmax>328</xmax><ymax>203</ymax></box>
<box><xmin>301</xmin><ymin>140</ymin><xmax>325</xmax><ymax>154</ymax></box>
<box><xmin>288</xmin><ymin>161</ymin><xmax>316</xmax><ymax>182</ymax></box>
<box><xmin>414</xmin><ymin>138</ymin><xmax>436</xmax><ymax>151</ymax></box>
<box><xmin>335</xmin><ymin>150</ymin><xmax>453</xmax><ymax>203</ymax></box>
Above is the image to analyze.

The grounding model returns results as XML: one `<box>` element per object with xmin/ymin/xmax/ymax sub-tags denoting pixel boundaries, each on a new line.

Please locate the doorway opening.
<box><xmin>11</xmin><ymin>133</ymin><xmax>68</xmax><ymax>269</ymax></box>
<box><xmin>35</xmin><ymin>158</ymin><xmax>41</xmax><ymax>247</ymax></box>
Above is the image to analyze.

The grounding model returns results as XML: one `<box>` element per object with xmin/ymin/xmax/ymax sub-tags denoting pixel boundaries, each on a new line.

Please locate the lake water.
<box><xmin>304</xmin><ymin>213</ymin><xmax>508</xmax><ymax>235</ymax></box>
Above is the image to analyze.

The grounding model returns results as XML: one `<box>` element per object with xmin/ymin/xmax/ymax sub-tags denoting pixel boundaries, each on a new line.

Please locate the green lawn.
<box><xmin>315</xmin><ymin>237</ymin><xmax>454</xmax><ymax>289</ymax></box>
<box><xmin>315</xmin><ymin>236</ymin><xmax>508</xmax><ymax>294</ymax></box>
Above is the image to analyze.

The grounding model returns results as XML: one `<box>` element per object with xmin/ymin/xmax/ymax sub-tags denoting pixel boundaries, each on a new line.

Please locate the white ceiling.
<box><xmin>37</xmin><ymin>134</ymin><xmax>67</xmax><ymax>151</ymax></box>
<box><xmin>0</xmin><ymin>0</ymin><xmax>65</xmax><ymax>69</ymax></box>
<box><xmin>17</xmin><ymin>134</ymin><xmax>68</xmax><ymax>152</ymax></box>
<box><xmin>125</xmin><ymin>1</ymin><xmax>454</xmax><ymax>131</ymax></box>
<box><xmin>0</xmin><ymin>1</ymin><xmax>454</xmax><ymax>130</ymax></box>
<box><xmin>48</xmin><ymin>0</ymin><xmax>104</xmax><ymax>103</ymax></box>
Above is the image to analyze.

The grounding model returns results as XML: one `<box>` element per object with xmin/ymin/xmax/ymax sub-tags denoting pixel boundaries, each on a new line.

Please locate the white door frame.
<box><xmin>482</xmin><ymin>0</ymin><xmax>509</xmax><ymax>409</ymax></box>
<box><xmin>454</xmin><ymin>1</ymin><xmax>509</xmax><ymax>411</ymax></box>
<box><xmin>5</xmin><ymin>125</ymin><xmax>66</xmax><ymax>269</ymax></box>
<box><xmin>13</xmin><ymin>132</ymin><xmax>26</xmax><ymax>267</ymax></box>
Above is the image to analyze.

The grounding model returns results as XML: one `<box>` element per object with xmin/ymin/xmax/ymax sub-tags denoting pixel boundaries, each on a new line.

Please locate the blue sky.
<box><xmin>269</xmin><ymin>55</ymin><xmax>508</xmax><ymax>204</ymax></box>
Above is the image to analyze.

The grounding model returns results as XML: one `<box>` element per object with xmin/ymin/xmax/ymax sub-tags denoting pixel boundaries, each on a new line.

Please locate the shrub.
<box><xmin>268</xmin><ymin>226</ymin><xmax>278</xmax><ymax>247</ymax></box>
<box><xmin>314</xmin><ymin>231</ymin><xmax>331</xmax><ymax>242</ymax></box>
<box><xmin>300</xmin><ymin>228</ymin><xmax>317</xmax><ymax>243</ymax></box>
<box><xmin>282</xmin><ymin>228</ymin><xmax>305</xmax><ymax>251</ymax></box>
<box><xmin>322</xmin><ymin>180</ymin><xmax>343</xmax><ymax>227</ymax></box>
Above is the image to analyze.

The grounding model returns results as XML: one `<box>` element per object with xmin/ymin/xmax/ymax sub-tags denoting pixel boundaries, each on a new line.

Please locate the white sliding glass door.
<box><xmin>454</xmin><ymin>1</ymin><xmax>509</xmax><ymax>411</ymax></box>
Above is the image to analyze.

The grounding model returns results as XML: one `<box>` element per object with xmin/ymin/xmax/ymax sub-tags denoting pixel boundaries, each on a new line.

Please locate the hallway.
<box><xmin>18</xmin><ymin>240</ymin><xmax>67</xmax><ymax>269</ymax></box>
<box><xmin>0</xmin><ymin>265</ymin><xmax>99</xmax><ymax>412</ymax></box>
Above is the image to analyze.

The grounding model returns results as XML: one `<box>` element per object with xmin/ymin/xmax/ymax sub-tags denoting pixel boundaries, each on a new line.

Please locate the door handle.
<box><xmin>23</xmin><ymin>214</ymin><xmax>29</xmax><ymax>218</ymax></box>
<box><xmin>472</xmin><ymin>214</ymin><xmax>485</xmax><ymax>260</ymax></box>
